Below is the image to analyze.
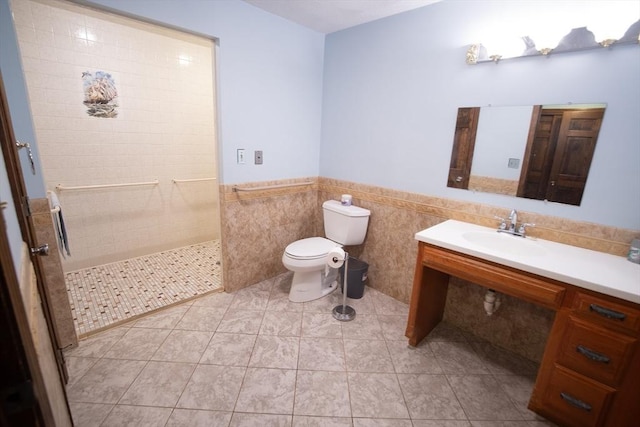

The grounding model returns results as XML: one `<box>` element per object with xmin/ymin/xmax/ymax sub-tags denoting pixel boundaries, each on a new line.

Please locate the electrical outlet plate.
<box><xmin>237</xmin><ymin>149</ymin><xmax>245</xmax><ymax>164</ymax></box>
<box><xmin>507</xmin><ymin>158</ymin><xmax>520</xmax><ymax>169</ymax></box>
<box><xmin>255</xmin><ymin>150</ymin><xmax>263</xmax><ymax>165</ymax></box>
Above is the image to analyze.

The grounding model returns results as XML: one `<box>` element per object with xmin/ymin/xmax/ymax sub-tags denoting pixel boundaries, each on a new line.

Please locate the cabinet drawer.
<box><xmin>541</xmin><ymin>365</ymin><xmax>615</xmax><ymax>427</ymax></box>
<box><xmin>558</xmin><ymin>316</ymin><xmax>637</xmax><ymax>386</ymax></box>
<box><xmin>421</xmin><ymin>244</ymin><xmax>566</xmax><ymax>309</ymax></box>
<box><xmin>573</xmin><ymin>293</ymin><xmax>640</xmax><ymax>335</ymax></box>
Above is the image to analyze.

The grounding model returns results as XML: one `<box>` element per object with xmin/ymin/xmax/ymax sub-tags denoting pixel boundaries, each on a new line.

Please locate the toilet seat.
<box><xmin>284</xmin><ymin>237</ymin><xmax>339</xmax><ymax>260</ymax></box>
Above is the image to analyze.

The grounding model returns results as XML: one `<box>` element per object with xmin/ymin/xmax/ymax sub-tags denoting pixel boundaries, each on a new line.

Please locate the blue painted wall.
<box><xmin>321</xmin><ymin>0</ymin><xmax>640</xmax><ymax>229</ymax></box>
<box><xmin>1</xmin><ymin>0</ymin><xmax>639</xmax><ymax>233</ymax></box>
<box><xmin>1</xmin><ymin>0</ymin><xmax>45</xmax><ymax>272</ymax></box>
<box><xmin>0</xmin><ymin>0</ymin><xmax>46</xmax><ymax>197</ymax></box>
<box><xmin>84</xmin><ymin>0</ymin><xmax>325</xmax><ymax>185</ymax></box>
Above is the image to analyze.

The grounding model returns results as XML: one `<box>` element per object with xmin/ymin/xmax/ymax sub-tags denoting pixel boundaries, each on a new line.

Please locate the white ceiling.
<box><xmin>242</xmin><ymin>0</ymin><xmax>442</xmax><ymax>34</ymax></box>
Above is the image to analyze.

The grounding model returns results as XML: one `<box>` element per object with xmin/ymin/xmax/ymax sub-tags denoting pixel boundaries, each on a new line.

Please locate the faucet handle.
<box><xmin>518</xmin><ymin>223</ymin><xmax>535</xmax><ymax>235</ymax></box>
<box><xmin>494</xmin><ymin>215</ymin><xmax>507</xmax><ymax>230</ymax></box>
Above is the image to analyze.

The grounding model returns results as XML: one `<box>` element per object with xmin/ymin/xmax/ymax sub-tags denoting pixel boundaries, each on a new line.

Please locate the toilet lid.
<box><xmin>285</xmin><ymin>237</ymin><xmax>339</xmax><ymax>260</ymax></box>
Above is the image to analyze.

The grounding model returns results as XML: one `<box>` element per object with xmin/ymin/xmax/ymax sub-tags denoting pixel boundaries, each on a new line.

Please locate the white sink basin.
<box><xmin>415</xmin><ymin>220</ymin><xmax>640</xmax><ymax>304</ymax></box>
<box><xmin>462</xmin><ymin>231</ymin><xmax>547</xmax><ymax>257</ymax></box>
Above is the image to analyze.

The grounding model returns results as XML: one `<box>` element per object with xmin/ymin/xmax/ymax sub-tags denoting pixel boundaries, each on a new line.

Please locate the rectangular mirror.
<box><xmin>447</xmin><ymin>103</ymin><xmax>606</xmax><ymax>206</ymax></box>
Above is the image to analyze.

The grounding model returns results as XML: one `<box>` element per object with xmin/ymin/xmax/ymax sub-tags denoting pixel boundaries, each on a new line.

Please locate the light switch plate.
<box><xmin>255</xmin><ymin>150</ymin><xmax>263</xmax><ymax>165</ymax></box>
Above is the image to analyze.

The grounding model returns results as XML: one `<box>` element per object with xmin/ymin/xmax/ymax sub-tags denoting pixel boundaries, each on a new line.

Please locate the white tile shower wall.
<box><xmin>11</xmin><ymin>0</ymin><xmax>219</xmax><ymax>271</ymax></box>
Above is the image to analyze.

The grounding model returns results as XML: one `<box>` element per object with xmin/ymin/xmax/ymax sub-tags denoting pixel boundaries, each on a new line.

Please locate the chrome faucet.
<box><xmin>508</xmin><ymin>209</ymin><xmax>518</xmax><ymax>232</ymax></box>
<box><xmin>496</xmin><ymin>209</ymin><xmax>535</xmax><ymax>237</ymax></box>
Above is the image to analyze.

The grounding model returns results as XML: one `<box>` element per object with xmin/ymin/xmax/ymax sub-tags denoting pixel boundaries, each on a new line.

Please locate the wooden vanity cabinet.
<box><xmin>530</xmin><ymin>291</ymin><xmax>640</xmax><ymax>427</ymax></box>
<box><xmin>406</xmin><ymin>242</ymin><xmax>640</xmax><ymax>427</ymax></box>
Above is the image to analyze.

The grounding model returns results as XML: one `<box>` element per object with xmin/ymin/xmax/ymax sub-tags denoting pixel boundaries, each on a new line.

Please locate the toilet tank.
<box><xmin>322</xmin><ymin>200</ymin><xmax>370</xmax><ymax>245</ymax></box>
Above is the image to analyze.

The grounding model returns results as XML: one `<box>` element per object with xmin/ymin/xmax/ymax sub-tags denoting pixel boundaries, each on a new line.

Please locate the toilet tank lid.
<box><xmin>323</xmin><ymin>200</ymin><xmax>370</xmax><ymax>217</ymax></box>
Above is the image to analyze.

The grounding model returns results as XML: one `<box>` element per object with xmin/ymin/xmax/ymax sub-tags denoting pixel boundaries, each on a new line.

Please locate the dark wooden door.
<box><xmin>518</xmin><ymin>108</ymin><xmax>562</xmax><ymax>200</ymax></box>
<box><xmin>448</xmin><ymin>107</ymin><xmax>479</xmax><ymax>189</ymax></box>
<box><xmin>519</xmin><ymin>108</ymin><xmax>604</xmax><ymax>205</ymax></box>
<box><xmin>0</xmin><ymin>211</ymin><xmax>46</xmax><ymax>426</ymax></box>
<box><xmin>0</xmin><ymin>73</ymin><xmax>63</xmax><ymax>425</ymax></box>
<box><xmin>546</xmin><ymin>109</ymin><xmax>604</xmax><ymax>205</ymax></box>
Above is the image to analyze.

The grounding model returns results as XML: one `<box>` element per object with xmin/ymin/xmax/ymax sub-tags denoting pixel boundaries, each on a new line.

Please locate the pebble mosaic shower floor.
<box><xmin>65</xmin><ymin>240</ymin><xmax>222</xmax><ymax>336</ymax></box>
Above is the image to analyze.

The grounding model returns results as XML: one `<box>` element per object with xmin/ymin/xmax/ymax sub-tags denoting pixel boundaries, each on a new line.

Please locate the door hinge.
<box><xmin>1</xmin><ymin>380</ymin><xmax>36</xmax><ymax>414</ymax></box>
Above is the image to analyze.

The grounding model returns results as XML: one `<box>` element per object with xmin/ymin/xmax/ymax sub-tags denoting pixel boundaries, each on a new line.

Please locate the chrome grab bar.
<box><xmin>56</xmin><ymin>180</ymin><xmax>159</xmax><ymax>191</ymax></box>
<box><xmin>232</xmin><ymin>181</ymin><xmax>314</xmax><ymax>192</ymax></box>
<box><xmin>172</xmin><ymin>178</ymin><xmax>217</xmax><ymax>183</ymax></box>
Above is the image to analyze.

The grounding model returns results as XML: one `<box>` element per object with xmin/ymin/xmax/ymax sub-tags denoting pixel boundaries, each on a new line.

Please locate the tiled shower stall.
<box><xmin>12</xmin><ymin>0</ymin><xmax>222</xmax><ymax>335</ymax></box>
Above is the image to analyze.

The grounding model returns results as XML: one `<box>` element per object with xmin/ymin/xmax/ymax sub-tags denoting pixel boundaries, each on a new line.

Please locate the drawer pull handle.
<box><xmin>576</xmin><ymin>345</ymin><xmax>610</xmax><ymax>364</ymax></box>
<box><xmin>589</xmin><ymin>303</ymin><xmax>626</xmax><ymax>321</ymax></box>
<box><xmin>560</xmin><ymin>392</ymin><xmax>592</xmax><ymax>412</ymax></box>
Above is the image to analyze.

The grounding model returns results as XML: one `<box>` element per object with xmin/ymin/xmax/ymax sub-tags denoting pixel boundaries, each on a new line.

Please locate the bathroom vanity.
<box><xmin>405</xmin><ymin>220</ymin><xmax>640</xmax><ymax>427</ymax></box>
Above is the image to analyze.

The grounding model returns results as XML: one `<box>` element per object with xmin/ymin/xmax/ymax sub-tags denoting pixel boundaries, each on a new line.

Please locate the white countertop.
<box><xmin>415</xmin><ymin>220</ymin><xmax>640</xmax><ymax>304</ymax></box>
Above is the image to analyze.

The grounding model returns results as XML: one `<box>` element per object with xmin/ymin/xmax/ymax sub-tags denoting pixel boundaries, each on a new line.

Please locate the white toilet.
<box><xmin>283</xmin><ymin>200</ymin><xmax>370</xmax><ymax>303</ymax></box>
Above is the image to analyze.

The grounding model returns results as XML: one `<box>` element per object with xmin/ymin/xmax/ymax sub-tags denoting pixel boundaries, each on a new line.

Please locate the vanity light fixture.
<box><xmin>599</xmin><ymin>38</ymin><xmax>617</xmax><ymax>47</ymax></box>
<box><xmin>530</xmin><ymin>29</ymin><xmax>567</xmax><ymax>57</ymax></box>
<box><xmin>467</xmin><ymin>19</ymin><xmax>639</xmax><ymax>65</ymax></box>
<box><xmin>465</xmin><ymin>44</ymin><xmax>479</xmax><ymax>64</ymax></box>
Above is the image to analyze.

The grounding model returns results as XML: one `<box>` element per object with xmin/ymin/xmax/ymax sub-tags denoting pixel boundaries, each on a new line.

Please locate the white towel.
<box><xmin>47</xmin><ymin>190</ymin><xmax>70</xmax><ymax>257</ymax></box>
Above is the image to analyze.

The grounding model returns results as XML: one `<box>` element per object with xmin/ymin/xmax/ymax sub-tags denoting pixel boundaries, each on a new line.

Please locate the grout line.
<box><xmin>66</xmin><ymin>275</ymin><xmax>548</xmax><ymax>425</ymax></box>
<box><xmin>67</xmin><ymin>240</ymin><xmax>223</xmax><ymax>337</ymax></box>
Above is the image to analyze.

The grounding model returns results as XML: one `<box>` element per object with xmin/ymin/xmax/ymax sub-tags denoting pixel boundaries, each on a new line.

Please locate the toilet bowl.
<box><xmin>283</xmin><ymin>237</ymin><xmax>341</xmax><ymax>303</ymax></box>
<box><xmin>283</xmin><ymin>200</ymin><xmax>370</xmax><ymax>303</ymax></box>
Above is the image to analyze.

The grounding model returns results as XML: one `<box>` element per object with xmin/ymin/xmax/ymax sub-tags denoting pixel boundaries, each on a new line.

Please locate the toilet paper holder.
<box><xmin>327</xmin><ymin>248</ymin><xmax>356</xmax><ymax>321</ymax></box>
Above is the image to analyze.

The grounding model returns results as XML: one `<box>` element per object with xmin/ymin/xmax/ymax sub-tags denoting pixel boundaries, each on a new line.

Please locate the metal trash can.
<box><xmin>339</xmin><ymin>257</ymin><xmax>368</xmax><ymax>299</ymax></box>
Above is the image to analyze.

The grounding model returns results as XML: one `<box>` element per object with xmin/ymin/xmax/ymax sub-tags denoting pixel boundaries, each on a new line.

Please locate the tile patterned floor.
<box><xmin>65</xmin><ymin>273</ymin><xmax>557</xmax><ymax>426</ymax></box>
<box><xmin>65</xmin><ymin>240</ymin><xmax>222</xmax><ymax>336</ymax></box>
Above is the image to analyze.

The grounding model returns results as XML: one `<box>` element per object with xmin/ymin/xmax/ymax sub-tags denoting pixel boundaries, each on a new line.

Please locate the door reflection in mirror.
<box><xmin>447</xmin><ymin>104</ymin><xmax>606</xmax><ymax>206</ymax></box>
